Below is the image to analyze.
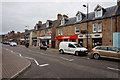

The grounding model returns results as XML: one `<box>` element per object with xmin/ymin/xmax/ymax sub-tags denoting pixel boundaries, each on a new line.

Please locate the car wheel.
<box><xmin>75</xmin><ymin>51</ymin><xmax>79</xmax><ymax>56</ymax></box>
<box><xmin>60</xmin><ymin>49</ymin><xmax>64</xmax><ymax>54</ymax></box>
<box><xmin>93</xmin><ymin>53</ymin><xmax>100</xmax><ymax>60</ymax></box>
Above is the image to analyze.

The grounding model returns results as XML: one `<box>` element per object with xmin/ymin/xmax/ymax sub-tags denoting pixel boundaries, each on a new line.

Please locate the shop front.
<box><xmin>78</xmin><ymin>33</ymin><xmax>102</xmax><ymax>49</ymax></box>
<box><xmin>37</xmin><ymin>36</ymin><xmax>51</xmax><ymax>48</ymax></box>
<box><xmin>32</xmin><ymin>37</ymin><xmax>37</xmax><ymax>46</ymax></box>
<box><xmin>55</xmin><ymin>35</ymin><xmax>78</xmax><ymax>48</ymax></box>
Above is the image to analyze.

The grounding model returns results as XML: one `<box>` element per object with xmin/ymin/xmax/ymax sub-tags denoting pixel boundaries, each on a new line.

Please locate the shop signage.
<box><xmin>78</xmin><ymin>34</ymin><xmax>102</xmax><ymax>39</ymax></box>
<box><xmin>37</xmin><ymin>36</ymin><xmax>51</xmax><ymax>39</ymax></box>
<box><xmin>55</xmin><ymin>35</ymin><xmax>78</xmax><ymax>39</ymax></box>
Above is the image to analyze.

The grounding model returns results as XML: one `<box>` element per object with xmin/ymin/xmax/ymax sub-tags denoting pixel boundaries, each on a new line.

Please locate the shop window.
<box><xmin>75</xmin><ymin>25</ymin><xmax>80</xmax><ymax>34</ymax></box>
<box><xmin>93</xmin><ymin>23</ymin><xmax>97</xmax><ymax>32</ymax></box>
<box><xmin>98</xmin><ymin>22</ymin><xmax>102</xmax><ymax>32</ymax></box>
<box><xmin>70</xmin><ymin>39</ymin><xmax>76</xmax><ymax>42</ymax></box>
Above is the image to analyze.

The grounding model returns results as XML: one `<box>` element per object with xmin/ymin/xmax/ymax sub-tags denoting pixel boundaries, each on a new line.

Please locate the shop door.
<box><xmin>78</xmin><ymin>39</ymin><xmax>83</xmax><ymax>47</ymax></box>
<box><xmin>92</xmin><ymin>38</ymin><xmax>102</xmax><ymax>48</ymax></box>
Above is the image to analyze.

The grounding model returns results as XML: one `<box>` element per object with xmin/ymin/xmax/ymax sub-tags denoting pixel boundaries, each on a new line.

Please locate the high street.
<box><xmin>2</xmin><ymin>44</ymin><xmax>120</xmax><ymax>78</ymax></box>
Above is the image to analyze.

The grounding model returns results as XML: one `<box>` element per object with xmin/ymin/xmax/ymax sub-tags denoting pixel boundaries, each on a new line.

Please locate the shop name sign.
<box><xmin>55</xmin><ymin>35</ymin><xmax>78</xmax><ymax>39</ymax></box>
<box><xmin>78</xmin><ymin>34</ymin><xmax>102</xmax><ymax>38</ymax></box>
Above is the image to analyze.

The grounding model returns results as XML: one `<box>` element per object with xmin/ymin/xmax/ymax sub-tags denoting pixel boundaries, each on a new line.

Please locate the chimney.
<box><xmin>38</xmin><ymin>21</ymin><xmax>42</xmax><ymax>25</ymax></box>
<box><xmin>17</xmin><ymin>32</ymin><xmax>20</xmax><ymax>34</ymax></box>
<box><xmin>25</xmin><ymin>29</ymin><xmax>28</xmax><ymax>32</ymax></box>
<box><xmin>118</xmin><ymin>0</ymin><xmax>120</xmax><ymax>6</ymax></box>
<box><xmin>57</xmin><ymin>14</ymin><xmax>62</xmax><ymax>20</ymax></box>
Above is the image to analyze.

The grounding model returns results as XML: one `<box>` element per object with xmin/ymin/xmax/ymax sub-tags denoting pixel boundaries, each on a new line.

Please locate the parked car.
<box><xmin>40</xmin><ymin>43</ymin><xmax>47</xmax><ymax>50</ymax></box>
<box><xmin>91</xmin><ymin>46</ymin><xmax>120</xmax><ymax>60</ymax></box>
<box><xmin>3</xmin><ymin>41</ymin><xmax>10</xmax><ymax>45</ymax></box>
<box><xmin>59</xmin><ymin>42</ymin><xmax>88</xmax><ymax>56</ymax></box>
<box><xmin>9</xmin><ymin>42</ymin><xmax>17</xmax><ymax>46</ymax></box>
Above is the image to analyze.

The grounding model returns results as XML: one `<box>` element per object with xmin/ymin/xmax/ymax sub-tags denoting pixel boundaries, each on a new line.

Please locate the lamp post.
<box><xmin>83</xmin><ymin>4</ymin><xmax>89</xmax><ymax>49</ymax></box>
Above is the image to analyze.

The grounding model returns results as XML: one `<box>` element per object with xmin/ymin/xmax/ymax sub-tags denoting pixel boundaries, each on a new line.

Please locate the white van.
<box><xmin>59</xmin><ymin>42</ymin><xmax>88</xmax><ymax>56</ymax></box>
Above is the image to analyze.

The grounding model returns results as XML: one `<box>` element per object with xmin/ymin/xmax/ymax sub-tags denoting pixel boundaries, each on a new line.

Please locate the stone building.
<box><xmin>55</xmin><ymin>2</ymin><xmax>120</xmax><ymax>49</ymax></box>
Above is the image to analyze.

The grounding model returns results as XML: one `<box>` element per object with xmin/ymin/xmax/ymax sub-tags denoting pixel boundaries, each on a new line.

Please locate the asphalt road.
<box><xmin>2</xmin><ymin>44</ymin><xmax>120</xmax><ymax>79</ymax></box>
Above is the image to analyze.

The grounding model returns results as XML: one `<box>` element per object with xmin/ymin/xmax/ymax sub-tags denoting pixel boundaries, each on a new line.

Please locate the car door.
<box><xmin>68</xmin><ymin>43</ymin><xmax>76</xmax><ymax>54</ymax></box>
<box><xmin>99</xmin><ymin>47</ymin><xmax>109</xmax><ymax>57</ymax></box>
<box><xmin>107</xmin><ymin>47</ymin><xmax>119</xmax><ymax>59</ymax></box>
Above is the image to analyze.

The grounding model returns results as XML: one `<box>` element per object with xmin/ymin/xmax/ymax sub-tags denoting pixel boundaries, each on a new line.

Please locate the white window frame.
<box><xmin>76</xmin><ymin>14</ymin><xmax>82</xmax><ymax>22</ymax></box>
<box><xmin>93</xmin><ymin>23</ymin><xmax>97</xmax><ymax>32</ymax></box>
<box><xmin>58</xmin><ymin>29</ymin><xmax>63</xmax><ymax>35</ymax></box>
<box><xmin>61</xmin><ymin>17</ymin><xmax>65</xmax><ymax>25</ymax></box>
<box><xmin>75</xmin><ymin>25</ymin><xmax>80</xmax><ymax>34</ymax></box>
<box><xmin>46</xmin><ymin>21</ymin><xmax>49</xmax><ymax>27</ymax></box>
<box><xmin>98</xmin><ymin>22</ymin><xmax>102</xmax><ymax>32</ymax></box>
<box><xmin>95</xmin><ymin>9</ymin><xmax>102</xmax><ymax>18</ymax></box>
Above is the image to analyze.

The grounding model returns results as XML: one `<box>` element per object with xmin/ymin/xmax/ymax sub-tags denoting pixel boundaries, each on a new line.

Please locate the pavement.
<box><xmin>1</xmin><ymin>44</ymin><xmax>31</xmax><ymax>79</ymax></box>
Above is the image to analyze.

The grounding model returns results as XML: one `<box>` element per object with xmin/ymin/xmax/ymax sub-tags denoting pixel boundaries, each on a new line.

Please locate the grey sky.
<box><xmin>1</xmin><ymin>0</ymin><xmax>117</xmax><ymax>35</ymax></box>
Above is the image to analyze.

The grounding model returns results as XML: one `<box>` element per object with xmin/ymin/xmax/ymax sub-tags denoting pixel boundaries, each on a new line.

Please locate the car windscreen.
<box><xmin>74</xmin><ymin>44</ymin><xmax>81</xmax><ymax>48</ymax></box>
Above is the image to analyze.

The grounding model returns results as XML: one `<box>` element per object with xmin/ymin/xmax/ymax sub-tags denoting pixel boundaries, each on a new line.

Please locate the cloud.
<box><xmin>1</xmin><ymin>1</ymin><xmax>116</xmax><ymax>34</ymax></box>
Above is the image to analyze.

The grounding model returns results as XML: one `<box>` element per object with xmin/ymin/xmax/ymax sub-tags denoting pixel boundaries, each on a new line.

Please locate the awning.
<box><xmin>37</xmin><ymin>36</ymin><xmax>51</xmax><ymax>39</ymax></box>
<box><xmin>20</xmin><ymin>39</ymin><xmax>25</xmax><ymax>41</ymax></box>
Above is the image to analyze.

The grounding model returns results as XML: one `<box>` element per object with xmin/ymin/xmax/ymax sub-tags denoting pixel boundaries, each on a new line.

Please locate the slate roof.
<box><xmin>116</xmin><ymin>6</ymin><xmax>120</xmax><ymax>16</ymax></box>
<box><xmin>57</xmin><ymin>5</ymin><xmax>118</xmax><ymax>28</ymax></box>
<box><xmin>37</xmin><ymin>20</ymin><xmax>57</xmax><ymax>30</ymax></box>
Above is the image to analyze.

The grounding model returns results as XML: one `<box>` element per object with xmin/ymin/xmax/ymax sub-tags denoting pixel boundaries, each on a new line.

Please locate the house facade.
<box><xmin>55</xmin><ymin>3</ymin><xmax>120</xmax><ymax>49</ymax></box>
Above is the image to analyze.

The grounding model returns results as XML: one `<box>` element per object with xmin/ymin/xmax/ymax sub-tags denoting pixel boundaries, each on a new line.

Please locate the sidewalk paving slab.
<box><xmin>2</xmin><ymin>48</ymin><xmax>31</xmax><ymax>79</ymax></box>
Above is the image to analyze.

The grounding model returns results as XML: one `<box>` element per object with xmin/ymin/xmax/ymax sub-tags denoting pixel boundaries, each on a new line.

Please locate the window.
<box><xmin>108</xmin><ymin>47</ymin><xmax>117</xmax><ymax>52</ymax></box>
<box><xmin>68</xmin><ymin>44</ymin><xmax>75</xmax><ymax>48</ymax></box>
<box><xmin>76</xmin><ymin>14</ymin><xmax>82</xmax><ymax>22</ymax></box>
<box><xmin>99</xmin><ymin>47</ymin><xmax>107</xmax><ymax>51</ymax></box>
<box><xmin>97</xmin><ymin>9</ymin><xmax>102</xmax><ymax>17</ymax></box>
<box><xmin>45</xmin><ymin>30</ymin><xmax>48</xmax><ymax>34</ymax></box>
<box><xmin>95</xmin><ymin>47</ymin><xmax>101</xmax><ymax>50</ymax></box>
<box><xmin>75</xmin><ymin>25</ymin><xmax>80</xmax><ymax>34</ymax></box>
<box><xmin>93</xmin><ymin>23</ymin><xmax>97</xmax><ymax>32</ymax></box>
<box><xmin>58</xmin><ymin>29</ymin><xmax>63</xmax><ymax>35</ymax></box>
<box><xmin>46</xmin><ymin>22</ymin><xmax>49</xmax><ymax>27</ymax></box>
<box><xmin>61</xmin><ymin>17</ymin><xmax>65</xmax><ymax>25</ymax></box>
<box><xmin>98</xmin><ymin>22</ymin><xmax>102</xmax><ymax>32</ymax></box>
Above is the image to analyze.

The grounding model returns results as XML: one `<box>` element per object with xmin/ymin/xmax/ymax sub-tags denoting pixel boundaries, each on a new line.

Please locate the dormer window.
<box><xmin>76</xmin><ymin>14</ymin><xmax>82</xmax><ymax>22</ymax></box>
<box><xmin>61</xmin><ymin>16</ymin><xmax>65</xmax><ymax>25</ymax></box>
<box><xmin>94</xmin><ymin>5</ymin><xmax>105</xmax><ymax>18</ymax></box>
<box><xmin>46</xmin><ymin>21</ymin><xmax>49</xmax><ymax>27</ymax></box>
<box><xmin>96</xmin><ymin>9</ymin><xmax>102</xmax><ymax>17</ymax></box>
<box><xmin>76</xmin><ymin>11</ymin><xmax>85</xmax><ymax>22</ymax></box>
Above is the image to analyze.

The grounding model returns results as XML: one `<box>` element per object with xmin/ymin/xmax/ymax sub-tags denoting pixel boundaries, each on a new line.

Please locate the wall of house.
<box><xmin>56</xmin><ymin>17</ymin><xmax>117</xmax><ymax>49</ymax></box>
<box><xmin>117</xmin><ymin>15</ymin><xmax>120</xmax><ymax>32</ymax></box>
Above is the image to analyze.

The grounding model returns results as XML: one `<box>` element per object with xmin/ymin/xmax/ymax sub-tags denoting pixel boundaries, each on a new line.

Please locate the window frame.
<box><xmin>75</xmin><ymin>25</ymin><xmax>80</xmax><ymax>34</ymax></box>
<box><xmin>93</xmin><ymin>23</ymin><xmax>97</xmax><ymax>32</ymax></box>
<box><xmin>61</xmin><ymin>17</ymin><xmax>65</xmax><ymax>25</ymax></box>
<box><xmin>98</xmin><ymin>22</ymin><xmax>102</xmax><ymax>32</ymax></box>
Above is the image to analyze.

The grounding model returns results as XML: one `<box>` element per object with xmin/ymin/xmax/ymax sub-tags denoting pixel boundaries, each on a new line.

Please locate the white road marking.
<box><xmin>34</xmin><ymin>59</ymin><xmax>40</xmax><ymax>65</ymax></box>
<box><xmin>60</xmin><ymin>57</ymin><xmax>74</xmax><ymax>62</ymax></box>
<box><xmin>107</xmin><ymin>67</ymin><xmax>120</xmax><ymax>71</ymax></box>
<box><xmin>39</xmin><ymin>64</ymin><xmax>49</xmax><ymax>67</ymax></box>
<box><xmin>3</xmin><ymin>47</ymin><xmax>49</xmax><ymax>67</ymax></box>
<box><xmin>11</xmin><ymin>50</ymin><xmax>13</xmax><ymax>53</ymax></box>
<box><xmin>19</xmin><ymin>54</ymin><xmax>22</xmax><ymax>57</ymax></box>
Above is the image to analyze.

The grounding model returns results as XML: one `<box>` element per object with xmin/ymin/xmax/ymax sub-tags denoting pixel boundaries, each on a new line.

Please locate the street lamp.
<box><xmin>83</xmin><ymin>4</ymin><xmax>89</xmax><ymax>49</ymax></box>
